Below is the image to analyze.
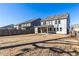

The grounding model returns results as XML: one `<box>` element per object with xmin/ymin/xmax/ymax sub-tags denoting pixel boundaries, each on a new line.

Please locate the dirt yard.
<box><xmin>0</xmin><ymin>34</ymin><xmax>68</xmax><ymax>47</ymax></box>
<box><xmin>0</xmin><ymin>34</ymin><xmax>79</xmax><ymax>56</ymax></box>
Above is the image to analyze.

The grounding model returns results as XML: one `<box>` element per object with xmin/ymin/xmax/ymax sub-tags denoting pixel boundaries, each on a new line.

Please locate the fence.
<box><xmin>0</xmin><ymin>28</ymin><xmax>34</xmax><ymax>36</ymax></box>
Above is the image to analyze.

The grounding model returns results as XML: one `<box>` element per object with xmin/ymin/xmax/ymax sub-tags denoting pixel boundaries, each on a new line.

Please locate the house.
<box><xmin>34</xmin><ymin>13</ymin><xmax>70</xmax><ymax>34</ymax></box>
<box><xmin>0</xmin><ymin>24</ymin><xmax>16</xmax><ymax>36</ymax></box>
<box><xmin>14</xmin><ymin>18</ymin><xmax>41</xmax><ymax>33</ymax></box>
<box><xmin>1</xmin><ymin>24</ymin><xmax>14</xmax><ymax>30</ymax></box>
<box><xmin>71</xmin><ymin>24</ymin><xmax>79</xmax><ymax>37</ymax></box>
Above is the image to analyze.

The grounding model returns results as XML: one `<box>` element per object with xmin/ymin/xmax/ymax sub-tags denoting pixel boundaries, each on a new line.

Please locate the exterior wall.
<box><xmin>21</xmin><ymin>23</ymin><xmax>31</xmax><ymax>30</ymax></box>
<box><xmin>21</xmin><ymin>23</ymin><xmax>31</xmax><ymax>28</ymax></box>
<box><xmin>56</xmin><ymin>19</ymin><xmax>67</xmax><ymax>34</ymax></box>
<box><xmin>40</xmin><ymin>18</ymin><xmax>69</xmax><ymax>34</ymax></box>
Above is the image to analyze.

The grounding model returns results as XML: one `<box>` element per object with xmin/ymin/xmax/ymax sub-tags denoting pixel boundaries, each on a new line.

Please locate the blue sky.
<box><xmin>0</xmin><ymin>3</ymin><xmax>79</xmax><ymax>27</ymax></box>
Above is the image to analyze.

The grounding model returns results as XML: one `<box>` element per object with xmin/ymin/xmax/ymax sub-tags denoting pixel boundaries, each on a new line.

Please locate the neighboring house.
<box><xmin>14</xmin><ymin>18</ymin><xmax>41</xmax><ymax>33</ymax></box>
<box><xmin>35</xmin><ymin>13</ymin><xmax>70</xmax><ymax>34</ymax></box>
<box><xmin>14</xmin><ymin>24</ymin><xmax>21</xmax><ymax>30</ymax></box>
<box><xmin>1</xmin><ymin>24</ymin><xmax>14</xmax><ymax>30</ymax></box>
<box><xmin>71</xmin><ymin>24</ymin><xmax>79</xmax><ymax>36</ymax></box>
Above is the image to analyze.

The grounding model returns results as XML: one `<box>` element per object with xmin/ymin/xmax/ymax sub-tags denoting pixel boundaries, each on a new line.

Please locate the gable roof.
<box><xmin>41</xmin><ymin>13</ymin><xmax>69</xmax><ymax>21</ymax></box>
<box><xmin>15</xmin><ymin>18</ymin><xmax>41</xmax><ymax>26</ymax></box>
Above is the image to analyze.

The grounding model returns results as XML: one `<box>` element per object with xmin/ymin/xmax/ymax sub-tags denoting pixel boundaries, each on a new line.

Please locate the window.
<box><xmin>54</xmin><ymin>28</ymin><xmax>56</xmax><ymax>31</ymax></box>
<box><xmin>58</xmin><ymin>20</ymin><xmax>60</xmax><ymax>24</ymax></box>
<box><xmin>43</xmin><ymin>21</ymin><xmax>46</xmax><ymax>25</ymax></box>
<box><xmin>49</xmin><ymin>21</ymin><xmax>52</xmax><ymax>25</ymax></box>
<box><xmin>52</xmin><ymin>21</ymin><xmax>53</xmax><ymax>25</ymax></box>
<box><xmin>57</xmin><ymin>28</ymin><xmax>59</xmax><ymax>31</ymax></box>
<box><xmin>41</xmin><ymin>22</ymin><xmax>43</xmax><ymax>25</ymax></box>
<box><xmin>46</xmin><ymin>21</ymin><xmax>48</xmax><ymax>25</ymax></box>
<box><xmin>49</xmin><ymin>28</ymin><xmax>52</xmax><ymax>31</ymax></box>
<box><xmin>55</xmin><ymin>20</ymin><xmax>57</xmax><ymax>24</ymax></box>
<box><xmin>60</xmin><ymin>27</ymin><xmax>62</xmax><ymax>31</ymax></box>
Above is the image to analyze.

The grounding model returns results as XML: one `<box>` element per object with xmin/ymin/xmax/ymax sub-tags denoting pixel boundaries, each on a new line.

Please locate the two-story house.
<box><xmin>14</xmin><ymin>18</ymin><xmax>41</xmax><ymax>33</ymax></box>
<box><xmin>34</xmin><ymin>14</ymin><xmax>70</xmax><ymax>34</ymax></box>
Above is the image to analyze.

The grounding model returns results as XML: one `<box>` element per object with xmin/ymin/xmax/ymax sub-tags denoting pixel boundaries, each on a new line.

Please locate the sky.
<box><xmin>0</xmin><ymin>3</ymin><xmax>79</xmax><ymax>27</ymax></box>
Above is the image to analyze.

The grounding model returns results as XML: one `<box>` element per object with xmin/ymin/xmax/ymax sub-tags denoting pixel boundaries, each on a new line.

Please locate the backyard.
<box><xmin>0</xmin><ymin>34</ymin><xmax>79</xmax><ymax>56</ymax></box>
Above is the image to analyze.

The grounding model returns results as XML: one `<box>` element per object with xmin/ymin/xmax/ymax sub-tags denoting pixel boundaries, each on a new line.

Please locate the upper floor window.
<box><xmin>58</xmin><ymin>20</ymin><xmax>60</xmax><ymax>24</ymax></box>
<box><xmin>55</xmin><ymin>20</ymin><xmax>61</xmax><ymax>24</ymax></box>
<box><xmin>55</xmin><ymin>20</ymin><xmax>57</xmax><ymax>24</ymax></box>
<box><xmin>49</xmin><ymin>21</ymin><xmax>52</xmax><ymax>25</ymax></box>
<box><xmin>43</xmin><ymin>21</ymin><xmax>46</xmax><ymax>25</ymax></box>
<box><xmin>41</xmin><ymin>21</ymin><xmax>46</xmax><ymax>25</ymax></box>
<box><xmin>41</xmin><ymin>22</ymin><xmax>43</xmax><ymax>25</ymax></box>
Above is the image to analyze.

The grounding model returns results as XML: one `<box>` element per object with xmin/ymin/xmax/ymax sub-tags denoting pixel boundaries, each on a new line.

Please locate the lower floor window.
<box><xmin>57</xmin><ymin>28</ymin><xmax>59</xmax><ymax>31</ymax></box>
<box><xmin>54</xmin><ymin>28</ymin><xmax>56</xmax><ymax>31</ymax></box>
<box><xmin>60</xmin><ymin>27</ymin><xmax>62</xmax><ymax>31</ymax></box>
<box><xmin>48</xmin><ymin>28</ymin><xmax>52</xmax><ymax>31</ymax></box>
<box><xmin>50</xmin><ymin>28</ymin><xmax>52</xmax><ymax>31</ymax></box>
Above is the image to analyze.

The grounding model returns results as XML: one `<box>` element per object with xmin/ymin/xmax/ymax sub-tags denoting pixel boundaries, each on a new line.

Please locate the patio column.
<box><xmin>47</xmin><ymin>27</ymin><xmax>48</xmax><ymax>33</ymax></box>
<box><xmin>41</xmin><ymin>27</ymin><xmax>43</xmax><ymax>33</ymax></box>
<box><xmin>35</xmin><ymin>27</ymin><xmax>38</xmax><ymax>34</ymax></box>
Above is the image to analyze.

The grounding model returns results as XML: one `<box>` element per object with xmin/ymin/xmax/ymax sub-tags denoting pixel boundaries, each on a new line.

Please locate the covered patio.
<box><xmin>34</xmin><ymin>25</ymin><xmax>54</xmax><ymax>34</ymax></box>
